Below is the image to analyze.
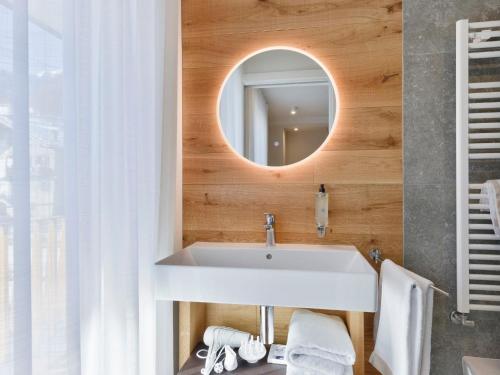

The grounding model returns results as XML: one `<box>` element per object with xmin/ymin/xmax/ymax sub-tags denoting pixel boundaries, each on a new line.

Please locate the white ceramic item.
<box><xmin>238</xmin><ymin>336</ymin><xmax>266</xmax><ymax>364</ymax></box>
<box><xmin>156</xmin><ymin>242</ymin><xmax>378</xmax><ymax>312</ymax></box>
<box><xmin>224</xmin><ymin>345</ymin><xmax>238</xmax><ymax>371</ymax></box>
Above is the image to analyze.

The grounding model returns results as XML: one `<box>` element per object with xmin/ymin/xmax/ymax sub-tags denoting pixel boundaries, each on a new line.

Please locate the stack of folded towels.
<box><xmin>285</xmin><ymin>309</ymin><xmax>355</xmax><ymax>375</ymax></box>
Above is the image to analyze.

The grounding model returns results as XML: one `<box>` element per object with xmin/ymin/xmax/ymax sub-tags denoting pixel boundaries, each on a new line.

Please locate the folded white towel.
<box><xmin>369</xmin><ymin>260</ymin><xmax>434</xmax><ymax>375</ymax></box>
<box><xmin>480</xmin><ymin>180</ymin><xmax>500</xmax><ymax>236</ymax></box>
<box><xmin>286</xmin><ymin>310</ymin><xmax>355</xmax><ymax>375</ymax></box>
<box><xmin>286</xmin><ymin>363</ymin><xmax>354</xmax><ymax>375</ymax></box>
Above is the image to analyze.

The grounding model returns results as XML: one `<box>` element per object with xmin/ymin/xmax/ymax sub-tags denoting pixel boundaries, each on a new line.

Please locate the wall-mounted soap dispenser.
<box><xmin>315</xmin><ymin>184</ymin><xmax>328</xmax><ymax>238</ymax></box>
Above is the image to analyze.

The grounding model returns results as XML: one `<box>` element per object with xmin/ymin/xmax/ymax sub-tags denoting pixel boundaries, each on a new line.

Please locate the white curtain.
<box><xmin>219</xmin><ymin>67</ymin><xmax>244</xmax><ymax>154</ymax></box>
<box><xmin>0</xmin><ymin>0</ymin><xmax>176</xmax><ymax>375</ymax></box>
<box><xmin>244</xmin><ymin>87</ymin><xmax>268</xmax><ymax>165</ymax></box>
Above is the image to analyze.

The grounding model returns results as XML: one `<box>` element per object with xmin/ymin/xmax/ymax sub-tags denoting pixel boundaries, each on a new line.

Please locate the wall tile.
<box><xmin>404</xmin><ymin>1</ymin><xmax>500</xmax><ymax>373</ymax></box>
<box><xmin>404</xmin><ymin>53</ymin><xmax>455</xmax><ymax>186</ymax></box>
<box><xmin>404</xmin><ymin>0</ymin><xmax>500</xmax><ymax>55</ymax></box>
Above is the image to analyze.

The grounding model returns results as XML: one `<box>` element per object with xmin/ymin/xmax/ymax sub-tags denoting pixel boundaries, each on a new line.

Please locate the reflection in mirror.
<box><xmin>218</xmin><ymin>48</ymin><xmax>337</xmax><ymax>167</ymax></box>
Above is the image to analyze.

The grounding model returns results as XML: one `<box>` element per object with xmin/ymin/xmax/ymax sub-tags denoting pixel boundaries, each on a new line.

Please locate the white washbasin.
<box><xmin>155</xmin><ymin>242</ymin><xmax>378</xmax><ymax>312</ymax></box>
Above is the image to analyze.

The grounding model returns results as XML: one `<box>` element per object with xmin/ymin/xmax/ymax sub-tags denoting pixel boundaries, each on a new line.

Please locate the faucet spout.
<box><xmin>264</xmin><ymin>213</ymin><xmax>276</xmax><ymax>247</ymax></box>
<box><xmin>266</xmin><ymin>228</ymin><xmax>276</xmax><ymax>247</ymax></box>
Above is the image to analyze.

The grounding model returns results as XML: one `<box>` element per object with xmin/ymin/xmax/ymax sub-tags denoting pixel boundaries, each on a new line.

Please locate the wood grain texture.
<box><xmin>346</xmin><ymin>311</ymin><xmax>366</xmax><ymax>375</ymax></box>
<box><xmin>181</xmin><ymin>1</ymin><xmax>402</xmax><ymax>374</ymax></box>
<box><xmin>179</xmin><ymin>302</ymin><xmax>206</xmax><ymax>366</ymax></box>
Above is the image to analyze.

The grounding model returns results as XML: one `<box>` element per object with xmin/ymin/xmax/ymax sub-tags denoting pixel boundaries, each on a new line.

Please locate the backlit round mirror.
<box><xmin>218</xmin><ymin>48</ymin><xmax>337</xmax><ymax>167</ymax></box>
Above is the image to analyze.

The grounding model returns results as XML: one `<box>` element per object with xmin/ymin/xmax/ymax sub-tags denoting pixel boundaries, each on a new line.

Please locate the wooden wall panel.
<box><xmin>205</xmin><ymin>305</ymin><xmax>348</xmax><ymax>344</ymax></box>
<box><xmin>179</xmin><ymin>302</ymin><xmax>206</xmax><ymax>366</ymax></box>
<box><xmin>182</xmin><ymin>1</ymin><xmax>402</xmax><ymax>373</ymax></box>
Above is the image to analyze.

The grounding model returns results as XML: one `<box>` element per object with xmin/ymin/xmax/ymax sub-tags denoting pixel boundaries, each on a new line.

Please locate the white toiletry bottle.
<box><xmin>315</xmin><ymin>184</ymin><xmax>328</xmax><ymax>238</ymax></box>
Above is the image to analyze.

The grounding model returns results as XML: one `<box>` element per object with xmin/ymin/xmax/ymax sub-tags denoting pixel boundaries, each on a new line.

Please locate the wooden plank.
<box><xmin>184</xmin><ymin>150</ymin><xmax>401</xmax><ymax>185</ymax></box>
<box><xmin>184</xmin><ymin>184</ymin><xmax>402</xmax><ymax>235</ymax></box>
<box><xmin>183</xmin><ymin>52</ymin><xmax>401</xmax><ymax>110</ymax></box>
<box><xmin>314</xmin><ymin>150</ymin><xmax>402</xmax><ymax>184</ymax></box>
<box><xmin>182</xmin><ymin>25</ymin><xmax>401</xmax><ymax>69</ymax></box>
<box><xmin>179</xmin><ymin>302</ymin><xmax>206</xmax><ymax>368</ymax></box>
<box><xmin>183</xmin><ymin>153</ymin><xmax>315</xmax><ymax>185</ymax></box>
<box><xmin>182</xmin><ymin>0</ymin><xmax>401</xmax><ymax>38</ymax></box>
<box><xmin>206</xmin><ymin>304</ymin><xmax>259</xmax><ymax>337</ymax></box>
<box><xmin>183</xmin><ymin>106</ymin><xmax>402</xmax><ymax>155</ymax></box>
<box><xmin>346</xmin><ymin>311</ymin><xmax>365</xmax><ymax>375</ymax></box>
<box><xmin>326</xmin><ymin>106</ymin><xmax>402</xmax><ymax>151</ymax></box>
<box><xmin>181</xmin><ymin>1</ymin><xmax>402</xmax><ymax>373</ymax></box>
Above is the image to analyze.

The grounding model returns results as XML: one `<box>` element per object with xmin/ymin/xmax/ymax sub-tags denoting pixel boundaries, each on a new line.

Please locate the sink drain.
<box><xmin>266</xmin><ymin>253</ymin><xmax>272</xmax><ymax>260</ymax></box>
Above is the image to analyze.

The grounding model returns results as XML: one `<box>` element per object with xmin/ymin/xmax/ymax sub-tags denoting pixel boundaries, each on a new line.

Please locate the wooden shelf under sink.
<box><xmin>178</xmin><ymin>343</ymin><xmax>285</xmax><ymax>375</ymax></box>
<box><xmin>179</xmin><ymin>302</ymin><xmax>365</xmax><ymax>375</ymax></box>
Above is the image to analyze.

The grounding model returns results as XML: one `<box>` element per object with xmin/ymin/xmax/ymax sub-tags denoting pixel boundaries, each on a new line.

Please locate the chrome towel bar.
<box><xmin>368</xmin><ymin>248</ymin><xmax>450</xmax><ymax>297</ymax></box>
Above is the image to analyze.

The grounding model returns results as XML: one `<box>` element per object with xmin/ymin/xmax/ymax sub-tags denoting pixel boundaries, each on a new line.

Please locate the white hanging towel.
<box><xmin>480</xmin><ymin>180</ymin><xmax>500</xmax><ymax>236</ymax></box>
<box><xmin>369</xmin><ymin>260</ymin><xmax>434</xmax><ymax>375</ymax></box>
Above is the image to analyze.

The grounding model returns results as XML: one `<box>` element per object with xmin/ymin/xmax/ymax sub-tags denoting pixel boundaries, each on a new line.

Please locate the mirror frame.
<box><xmin>216</xmin><ymin>46</ymin><xmax>340</xmax><ymax>169</ymax></box>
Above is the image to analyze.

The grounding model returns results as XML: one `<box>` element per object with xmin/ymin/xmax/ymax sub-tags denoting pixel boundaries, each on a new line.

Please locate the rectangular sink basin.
<box><xmin>156</xmin><ymin>242</ymin><xmax>378</xmax><ymax>312</ymax></box>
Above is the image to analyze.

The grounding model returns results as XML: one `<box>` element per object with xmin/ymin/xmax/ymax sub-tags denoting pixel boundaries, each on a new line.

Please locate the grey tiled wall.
<box><xmin>404</xmin><ymin>1</ymin><xmax>500</xmax><ymax>374</ymax></box>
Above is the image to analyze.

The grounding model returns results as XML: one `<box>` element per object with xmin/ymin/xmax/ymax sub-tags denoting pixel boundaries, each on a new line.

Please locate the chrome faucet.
<box><xmin>264</xmin><ymin>213</ymin><xmax>276</xmax><ymax>247</ymax></box>
<box><xmin>262</xmin><ymin>213</ymin><xmax>276</xmax><ymax>344</ymax></box>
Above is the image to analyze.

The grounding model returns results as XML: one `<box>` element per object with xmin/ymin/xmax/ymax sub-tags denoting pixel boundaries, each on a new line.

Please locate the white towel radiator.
<box><xmin>456</xmin><ymin>19</ymin><xmax>500</xmax><ymax>319</ymax></box>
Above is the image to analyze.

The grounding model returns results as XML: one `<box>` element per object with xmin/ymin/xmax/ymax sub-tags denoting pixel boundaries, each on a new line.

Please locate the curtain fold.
<box><xmin>0</xmin><ymin>0</ymin><xmax>174</xmax><ymax>374</ymax></box>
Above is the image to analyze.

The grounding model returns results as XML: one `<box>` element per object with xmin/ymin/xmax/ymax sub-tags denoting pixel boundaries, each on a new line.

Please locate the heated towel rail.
<box><xmin>456</xmin><ymin>19</ymin><xmax>500</xmax><ymax>320</ymax></box>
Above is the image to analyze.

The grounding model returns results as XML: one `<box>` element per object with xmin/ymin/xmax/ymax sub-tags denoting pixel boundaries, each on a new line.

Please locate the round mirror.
<box><xmin>218</xmin><ymin>48</ymin><xmax>337</xmax><ymax>167</ymax></box>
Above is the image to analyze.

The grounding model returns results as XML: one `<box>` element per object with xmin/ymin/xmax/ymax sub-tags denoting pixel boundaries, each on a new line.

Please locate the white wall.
<box><xmin>285</xmin><ymin>127</ymin><xmax>328</xmax><ymax>165</ymax></box>
<box><xmin>268</xmin><ymin>126</ymin><xmax>285</xmax><ymax>166</ymax></box>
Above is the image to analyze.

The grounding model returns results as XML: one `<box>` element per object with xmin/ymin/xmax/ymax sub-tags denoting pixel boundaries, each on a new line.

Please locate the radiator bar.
<box><xmin>469</xmin><ymin>153</ymin><xmax>500</xmax><ymax>159</ymax></box>
<box><xmin>469</xmin><ymin>274</ymin><xmax>500</xmax><ymax>281</ymax></box>
<box><xmin>470</xmin><ymin>304</ymin><xmax>500</xmax><ymax>312</ymax></box>
<box><xmin>469</xmin><ymin>123</ymin><xmax>500</xmax><ymax>130</ymax></box>
<box><xmin>469</xmin><ymin>102</ymin><xmax>500</xmax><ymax>109</ymax></box>
<box><xmin>469</xmin><ymin>284</ymin><xmax>500</xmax><ymax>291</ymax></box>
<box><xmin>469</xmin><ymin>133</ymin><xmax>500</xmax><ymax>139</ymax></box>
<box><xmin>469</xmin><ymin>20</ymin><xmax>500</xmax><ymax>29</ymax></box>
<box><xmin>469</xmin><ymin>243</ymin><xmax>500</xmax><ymax>250</ymax></box>
<box><xmin>469</xmin><ymin>81</ymin><xmax>500</xmax><ymax>89</ymax></box>
<box><xmin>469</xmin><ymin>93</ymin><xmax>500</xmax><ymax>100</ymax></box>
<box><xmin>469</xmin><ymin>112</ymin><xmax>500</xmax><ymax>119</ymax></box>
<box><xmin>469</xmin><ymin>143</ymin><xmax>500</xmax><ymax>149</ymax></box>
<box><xmin>470</xmin><ymin>294</ymin><xmax>500</xmax><ymax>302</ymax></box>
<box><xmin>469</xmin><ymin>264</ymin><xmax>500</xmax><ymax>271</ymax></box>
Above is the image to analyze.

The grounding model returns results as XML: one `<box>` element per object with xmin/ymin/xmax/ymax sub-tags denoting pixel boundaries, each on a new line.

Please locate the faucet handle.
<box><xmin>264</xmin><ymin>213</ymin><xmax>275</xmax><ymax>226</ymax></box>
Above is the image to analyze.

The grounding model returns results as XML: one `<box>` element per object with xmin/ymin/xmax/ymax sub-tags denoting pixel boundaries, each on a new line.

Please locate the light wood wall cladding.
<box><xmin>182</xmin><ymin>1</ymin><xmax>402</xmax><ymax>374</ymax></box>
